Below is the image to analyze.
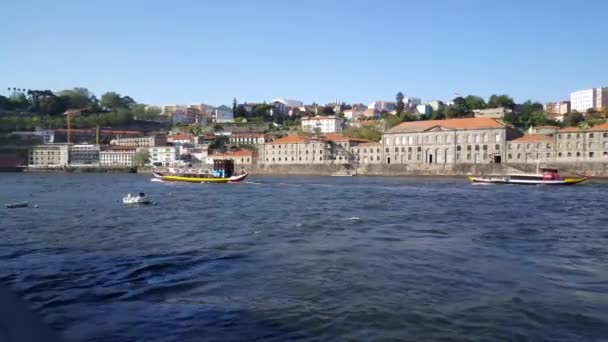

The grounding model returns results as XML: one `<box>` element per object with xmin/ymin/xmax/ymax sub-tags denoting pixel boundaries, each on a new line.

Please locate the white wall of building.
<box><xmin>571</xmin><ymin>87</ymin><xmax>608</xmax><ymax>113</ymax></box>
<box><xmin>301</xmin><ymin>116</ymin><xmax>342</xmax><ymax>133</ymax></box>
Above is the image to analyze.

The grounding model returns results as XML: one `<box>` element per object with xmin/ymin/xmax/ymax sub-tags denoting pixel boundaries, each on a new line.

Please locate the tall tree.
<box><xmin>58</xmin><ymin>87</ymin><xmax>94</xmax><ymax>109</ymax></box>
<box><xmin>232</xmin><ymin>98</ymin><xmax>237</xmax><ymax>114</ymax></box>
<box><xmin>464</xmin><ymin>95</ymin><xmax>486</xmax><ymax>110</ymax></box>
<box><xmin>487</xmin><ymin>94</ymin><xmax>515</xmax><ymax>109</ymax></box>
<box><xmin>395</xmin><ymin>92</ymin><xmax>405</xmax><ymax>115</ymax></box>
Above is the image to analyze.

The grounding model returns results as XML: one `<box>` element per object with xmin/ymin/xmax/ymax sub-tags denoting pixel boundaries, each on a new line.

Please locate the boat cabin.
<box><xmin>212</xmin><ymin>159</ymin><xmax>235</xmax><ymax>178</ymax></box>
<box><xmin>541</xmin><ymin>168</ymin><xmax>561</xmax><ymax>180</ymax></box>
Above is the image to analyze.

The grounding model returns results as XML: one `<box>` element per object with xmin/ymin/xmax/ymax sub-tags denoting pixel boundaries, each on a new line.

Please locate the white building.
<box><xmin>144</xmin><ymin>146</ymin><xmax>178</xmax><ymax>166</ymax></box>
<box><xmin>570</xmin><ymin>87</ymin><xmax>608</xmax><ymax>113</ymax></box>
<box><xmin>427</xmin><ymin>100</ymin><xmax>446</xmax><ymax>111</ymax></box>
<box><xmin>10</xmin><ymin>128</ymin><xmax>55</xmax><ymax>144</ymax></box>
<box><xmin>473</xmin><ymin>107</ymin><xmax>511</xmax><ymax>119</ymax></box>
<box><xmin>544</xmin><ymin>101</ymin><xmax>570</xmax><ymax>116</ymax></box>
<box><xmin>28</xmin><ymin>144</ymin><xmax>69</xmax><ymax>168</ymax></box>
<box><xmin>416</xmin><ymin>104</ymin><xmax>432</xmax><ymax>116</ymax></box>
<box><xmin>99</xmin><ymin>147</ymin><xmax>137</xmax><ymax>167</ymax></box>
<box><xmin>404</xmin><ymin>97</ymin><xmax>422</xmax><ymax>108</ymax></box>
<box><xmin>68</xmin><ymin>144</ymin><xmax>100</xmax><ymax>166</ymax></box>
<box><xmin>215</xmin><ymin>105</ymin><xmax>234</xmax><ymax>123</ymax></box>
<box><xmin>301</xmin><ymin>116</ymin><xmax>343</xmax><ymax>133</ymax></box>
<box><xmin>368</xmin><ymin>101</ymin><xmax>396</xmax><ymax>112</ymax></box>
<box><xmin>111</xmin><ymin>135</ymin><xmax>166</xmax><ymax>147</ymax></box>
<box><xmin>271</xmin><ymin>98</ymin><xmax>304</xmax><ymax>108</ymax></box>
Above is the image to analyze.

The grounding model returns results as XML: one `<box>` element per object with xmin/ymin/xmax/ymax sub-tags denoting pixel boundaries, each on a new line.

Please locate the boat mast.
<box><xmin>536</xmin><ymin>158</ymin><xmax>539</xmax><ymax>174</ymax></box>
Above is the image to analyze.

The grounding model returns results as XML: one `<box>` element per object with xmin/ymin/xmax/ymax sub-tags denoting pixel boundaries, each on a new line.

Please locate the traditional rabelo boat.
<box><xmin>152</xmin><ymin>159</ymin><xmax>248</xmax><ymax>183</ymax></box>
<box><xmin>467</xmin><ymin>167</ymin><xmax>587</xmax><ymax>186</ymax></box>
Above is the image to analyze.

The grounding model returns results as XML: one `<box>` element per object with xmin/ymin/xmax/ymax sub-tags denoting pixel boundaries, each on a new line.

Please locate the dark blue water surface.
<box><xmin>1</xmin><ymin>172</ymin><xmax>608</xmax><ymax>341</ymax></box>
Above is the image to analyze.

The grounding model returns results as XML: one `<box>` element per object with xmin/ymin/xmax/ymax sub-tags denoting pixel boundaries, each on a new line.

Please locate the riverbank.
<box><xmin>21</xmin><ymin>162</ymin><xmax>608</xmax><ymax>178</ymax></box>
<box><xmin>246</xmin><ymin>162</ymin><xmax>608</xmax><ymax>178</ymax></box>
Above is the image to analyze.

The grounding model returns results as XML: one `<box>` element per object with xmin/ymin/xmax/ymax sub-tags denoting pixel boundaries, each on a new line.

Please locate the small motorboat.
<box><xmin>468</xmin><ymin>168</ymin><xmax>588</xmax><ymax>186</ymax></box>
<box><xmin>123</xmin><ymin>193</ymin><xmax>152</xmax><ymax>205</ymax></box>
<box><xmin>5</xmin><ymin>202</ymin><xmax>28</xmax><ymax>209</ymax></box>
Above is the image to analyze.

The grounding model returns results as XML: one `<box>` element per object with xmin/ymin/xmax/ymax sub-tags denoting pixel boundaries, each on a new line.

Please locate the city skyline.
<box><xmin>2</xmin><ymin>0</ymin><xmax>607</xmax><ymax>106</ymax></box>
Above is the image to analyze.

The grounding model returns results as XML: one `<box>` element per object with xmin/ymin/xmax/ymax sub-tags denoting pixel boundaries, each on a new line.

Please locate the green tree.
<box><xmin>464</xmin><ymin>95</ymin><xmax>486</xmax><ymax>110</ymax></box>
<box><xmin>58</xmin><ymin>87</ymin><xmax>94</xmax><ymax>109</ymax></box>
<box><xmin>562</xmin><ymin>111</ymin><xmax>584</xmax><ymax>127</ymax></box>
<box><xmin>100</xmin><ymin>92</ymin><xmax>124</xmax><ymax>110</ymax></box>
<box><xmin>395</xmin><ymin>92</ymin><xmax>405</xmax><ymax>115</ymax></box>
<box><xmin>445</xmin><ymin>97</ymin><xmax>471</xmax><ymax>118</ymax></box>
<box><xmin>487</xmin><ymin>94</ymin><xmax>515</xmax><ymax>109</ymax></box>
<box><xmin>134</xmin><ymin>149</ymin><xmax>151</xmax><ymax>167</ymax></box>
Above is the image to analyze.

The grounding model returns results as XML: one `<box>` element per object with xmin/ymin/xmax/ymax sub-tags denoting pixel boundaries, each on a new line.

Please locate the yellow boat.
<box><xmin>152</xmin><ymin>160</ymin><xmax>248</xmax><ymax>184</ymax></box>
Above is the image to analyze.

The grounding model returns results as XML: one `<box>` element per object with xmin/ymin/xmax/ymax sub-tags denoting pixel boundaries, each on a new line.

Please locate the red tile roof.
<box><xmin>589</xmin><ymin>123</ymin><xmax>608</xmax><ymax>132</ymax></box>
<box><xmin>508</xmin><ymin>135</ymin><xmax>553</xmax><ymax>143</ymax></box>
<box><xmin>387</xmin><ymin>118</ymin><xmax>505</xmax><ymax>134</ymax></box>
<box><xmin>168</xmin><ymin>133</ymin><xmax>194</xmax><ymax>140</ymax></box>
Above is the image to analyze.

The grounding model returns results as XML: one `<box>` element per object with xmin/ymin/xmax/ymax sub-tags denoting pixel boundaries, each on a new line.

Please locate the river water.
<box><xmin>1</xmin><ymin>173</ymin><xmax>608</xmax><ymax>341</ymax></box>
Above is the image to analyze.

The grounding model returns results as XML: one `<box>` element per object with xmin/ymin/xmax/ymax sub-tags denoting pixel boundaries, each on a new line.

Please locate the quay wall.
<box><xmin>245</xmin><ymin>162</ymin><xmax>608</xmax><ymax>178</ymax></box>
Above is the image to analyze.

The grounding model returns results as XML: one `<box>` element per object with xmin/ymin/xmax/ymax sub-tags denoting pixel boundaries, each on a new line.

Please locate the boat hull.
<box><xmin>152</xmin><ymin>171</ymin><xmax>248</xmax><ymax>184</ymax></box>
<box><xmin>467</xmin><ymin>176</ymin><xmax>587</xmax><ymax>185</ymax></box>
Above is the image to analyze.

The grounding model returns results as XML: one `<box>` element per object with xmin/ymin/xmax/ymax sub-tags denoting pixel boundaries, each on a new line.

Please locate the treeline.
<box><xmin>0</xmin><ymin>87</ymin><xmax>161</xmax><ymax>132</ymax></box>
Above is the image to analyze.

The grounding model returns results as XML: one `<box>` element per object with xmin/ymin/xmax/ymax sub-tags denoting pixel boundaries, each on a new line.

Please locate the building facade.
<box><xmin>505</xmin><ymin>135</ymin><xmax>554</xmax><ymax>163</ymax></box>
<box><xmin>544</xmin><ymin>101</ymin><xmax>570</xmax><ymax>116</ymax></box>
<box><xmin>257</xmin><ymin>134</ymin><xmax>373</xmax><ymax>165</ymax></box>
<box><xmin>28</xmin><ymin>144</ymin><xmax>69</xmax><ymax>168</ymax></box>
<box><xmin>570</xmin><ymin>87</ymin><xmax>608</xmax><ymax>113</ymax></box>
<box><xmin>145</xmin><ymin>146</ymin><xmax>178</xmax><ymax>166</ymax></box>
<box><xmin>382</xmin><ymin>118</ymin><xmax>520</xmax><ymax>164</ymax></box>
<box><xmin>229</xmin><ymin>133</ymin><xmax>271</xmax><ymax>146</ymax></box>
<box><xmin>351</xmin><ymin>142</ymin><xmax>383</xmax><ymax>164</ymax></box>
<box><xmin>215</xmin><ymin>105</ymin><xmax>234</xmax><ymax>123</ymax></box>
<box><xmin>69</xmin><ymin>144</ymin><xmax>100</xmax><ymax>166</ymax></box>
<box><xmin>208</xmin><ymin>150</ymin><xmax>254</xmax><ymax>165</ymax></box>
<box><xmin>99</xmin><ymin>147</ymin><xmax>137</xmax><ymax>167</ymax></box>
<box><xmin>301</xmin><ymin>116</ymin><xmax>342</xmax><ymax>133</ymax></box>
<box><xmin>110</xmin><ymin>134</ymin><xmax>167</xmax><ymax>147</ymax></box>
<box><xmin>554</xmin><ymin>123</ymin><xmax>608</xmax><ymax>161</ymax></box>
<box><xmin>473</xmin><ymin>107</ymin><xmax>511</xmax><ymax>119</ymax></box>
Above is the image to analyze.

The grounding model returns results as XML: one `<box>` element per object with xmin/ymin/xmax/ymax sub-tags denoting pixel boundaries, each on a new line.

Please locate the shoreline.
<box><xmin>14</xmin><ymin>162</ymin><xmax>608</xmax><ymax>179</ymax></box>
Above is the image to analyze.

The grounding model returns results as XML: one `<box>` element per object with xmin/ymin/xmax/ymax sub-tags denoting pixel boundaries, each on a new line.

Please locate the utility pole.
<box><xmin>96</xmin><ymin>126</ymin><xmax>100</xmax><ymax>145</ymax></box>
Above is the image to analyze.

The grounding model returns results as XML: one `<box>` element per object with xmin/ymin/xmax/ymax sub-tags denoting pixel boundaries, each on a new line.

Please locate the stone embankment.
<box><xmin>245</xmin><ymin>162</ymin><xmax>608</xmax><ymax>178</ymax></box>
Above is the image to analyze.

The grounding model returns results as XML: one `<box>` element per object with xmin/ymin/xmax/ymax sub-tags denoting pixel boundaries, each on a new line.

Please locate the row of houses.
<box><xmin>258</xmin><ymin>118</ymin><xmax>608</xmax><ymax>167</ymax></box>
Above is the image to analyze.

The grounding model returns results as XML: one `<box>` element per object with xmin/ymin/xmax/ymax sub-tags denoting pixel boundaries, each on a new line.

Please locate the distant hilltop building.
<box><xmin>570</xmin><ymin>87</ymin><xmax>608</xmax><ymax>113</ymax></box>
<box><xmin>473</xmin><ymin>107</ymin><xmax>511</xmax><ymax>119</ymax></box>
<box><xmin>301</xmin><ymin>115</ymin><xmax>343</xmax><ymax>133</ymax></box>
<box><xmin>544</xmin><ymin>101</ymin><xmax>570</xmax><ymax>115</ymax></box>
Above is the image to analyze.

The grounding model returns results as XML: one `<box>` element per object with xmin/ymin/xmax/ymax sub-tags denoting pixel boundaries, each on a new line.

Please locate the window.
<box><xmin>457</xmin><ymin>145</ymin><xmax>461</xmax><ymax>151</ymax></box>
<box><xmin>576</xmin><ymin>152</ymin><xmax>581</xmax><ymax>157</ymax></box>
<box><xmin>475</xmin><ymin>145</ymin><xmax>480</xmax><ymax>151</ymax></box>
<box><xmin>385</xmin><ymin>148</ymin><xmax>389</xmax><ymax>153</ymax></box>
<box><xmin>604</xmin><ymin>133</ymin><xmax>608</xmax><ymax>138</ymax></box>
<box><xmin>517</xmin><ymin>153</ymin><xmax>521</xmax><ymax>159</ymax></box>
<box><xmin>508</xmin><ymin>153</ymin><xmax>512</xmax><ymax>159</ymax></box>
<box><xmin>589</xmin><ymin>152</ymin><xmax>594</xmax><ymax>158</ymax></box>
<box><xmin>385</xmin><ymin>138</ymin><xmax>390</xmax><ymax>145</ymax></box>
<box><xmin>546</xmin><ymin>153</ymin><xmax>550</xmax><ymax>158</ymax></box>
<box><xmin>482</xmin><ymin>145</ymin><xmax>488</xmax><ymax>151</ymax></box>
<box><xmin>408</xmin><ymin>154</ymin><xmax>411</xmax><ymax>160</ymax></box>
<box><xmin>495</xmin><ymin>144</ymin><xmax>500</xmax><ymax>150</ymax></box>
<box><xmin>484</xmin><ymin>134</ymin><xmax>489</xmax><ymax>143</ymax></box>
<box><xmin>408</xmin><ymin>147</ymin><xmax>412</xmax><ymax>152</ymax></box>
<box><xmin>467</xmin><ymin>145</ymin><xmax>471</xmax><ymax>151</ymax></box>
<box><xmin>401</xmin><ymin>147</ymin><xmax>405</xmax><ymax>152</ymax></box>
<box><xmin>495</xmin><ymin>134</ymin><xmax>501</xmax><ymax>143</ymax></box>
<box><xmin>536</xmin><ymin>144</ymin><xmax>541</xmax><ymax>149</ymax></box>
<box><xmin>567</xmin><ymin>134</ymin><xmax>571</xmax><ymax>139</ymax></box>
<box><xmin>589</xmin><ymin>133</ymin><xmax>594</xmax><ymax>138</ymax></box>
<box><xmin>558</xmin><ymin>152</ymin><xmax>562</xmax><ymax>157</ymax></box>
<box><xmin>417</xmin><ymin>147</ymin><xmax>422</xmax><ymax>152</ymax></box>
<box><xmin>394</xmin><ymin>147</ymin><xmax>398</xmax><ymax>152</ymax></box>
<box><xmin>466</xmin><ymin>153</ymin><xmax>471</xmax><ymax>160</ymax></box>
<box><xmin>567</xmin><ymin>152</ymin><xmax>571</xmax><ymax>157</ymax></box>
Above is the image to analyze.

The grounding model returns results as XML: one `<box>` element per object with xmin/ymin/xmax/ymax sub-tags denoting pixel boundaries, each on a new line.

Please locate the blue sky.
<box><xmin>1</xmin><ymin>0</ymin><xmax>607</xmax><ymax>106</ymax></box>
